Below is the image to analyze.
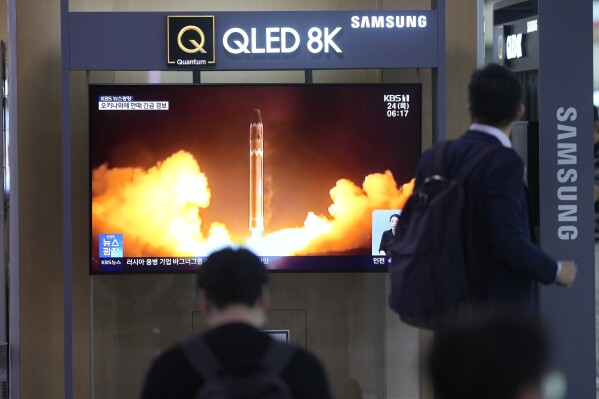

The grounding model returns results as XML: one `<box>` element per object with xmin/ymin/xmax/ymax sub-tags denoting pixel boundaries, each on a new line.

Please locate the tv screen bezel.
<box><xmin>88</xmin><ymin>82</ymin><xmax>422</xmax><ymax>274</ymax></box>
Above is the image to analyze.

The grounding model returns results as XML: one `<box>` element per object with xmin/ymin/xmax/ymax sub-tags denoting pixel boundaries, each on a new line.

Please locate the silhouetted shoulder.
<box><xmin>139</xmin><ymin>344</ymin><xmax>200</xmax><ymax>399</ymax></box>
<box><xmin>281</xmin><ymin>344</ymin><xmax>333</xmax><ymax>399</ymax></box>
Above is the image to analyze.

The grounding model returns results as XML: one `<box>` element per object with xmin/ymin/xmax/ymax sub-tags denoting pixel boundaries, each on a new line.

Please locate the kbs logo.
<box><xmin>167</xmin><ymin>16</ymin><xmax>215</xmax><ymax>67</ymax></box>
<box><xmin>99</xmin><ymin>234</ymin><xmax>123</xmax><ymax>258</ymax></box>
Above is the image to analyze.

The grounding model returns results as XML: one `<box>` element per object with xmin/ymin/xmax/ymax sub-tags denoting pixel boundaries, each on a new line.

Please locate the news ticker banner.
<box><xmin>68</xmin><ymin>10</ymin><xmax>439</xmax><ymax>71</ymax></box>
<box><xmin>95</xmin><ymin>234</ymin><xmax>391</xmax><ymax>273</ymax></box>
<box><xmin>94</xmin><ymin>256</ymin><xmax>390</xmax><ymax>273</ymax></box>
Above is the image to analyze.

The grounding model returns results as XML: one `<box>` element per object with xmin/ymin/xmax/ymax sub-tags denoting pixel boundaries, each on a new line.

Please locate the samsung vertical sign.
<box><xmin>555</xmin><ymin>107</ymin><xmax>579</xmax><ymax>240</ymax></box>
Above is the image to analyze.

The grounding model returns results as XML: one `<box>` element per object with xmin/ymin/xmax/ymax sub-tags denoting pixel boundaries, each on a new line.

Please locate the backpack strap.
<box><xmin>431</xmin><ymin>140</ymin><xmax>451</xmax><ymax>176</ymax></box>
<box><xmin>181</xmin><ymin>336</ymin><xmax>221</xmax><ymax>381</ymax></box>
<box><xmin>181</xmin><ymin>336</ymin><xmax>296</xmax><ymax>381</ymax></box>
<box><xmin>454</xmin><ymin>144</ymin><xmax>502</xmax><ymax>183</ymax></box>
<box><xmin>431</xmin><ymin>140</ymin><xmax>500</xmax><ymax>182</ymax></box>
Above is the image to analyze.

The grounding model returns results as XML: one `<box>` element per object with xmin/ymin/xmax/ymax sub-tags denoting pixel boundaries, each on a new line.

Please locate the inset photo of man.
<box><xmin>372</xmin><ymin>210</ymin><xmax>401</xmax><ymax>258</ymax></box>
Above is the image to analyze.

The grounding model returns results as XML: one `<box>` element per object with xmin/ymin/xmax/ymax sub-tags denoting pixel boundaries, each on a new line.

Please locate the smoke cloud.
<box><xmin>92</xmin><ymin>152</ymin><xmax>413</xmax><ymax>257</ymax></box>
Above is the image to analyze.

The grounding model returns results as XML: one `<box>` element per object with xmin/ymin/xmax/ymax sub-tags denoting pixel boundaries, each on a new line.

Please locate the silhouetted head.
<box><xmin>197</xmin><ymin>247</ymin><xmax>268</xmax><ymax>310</ymax></box>
<box><xmin>428</xmin><ymin>309</ymin><xmax>550</xmax><ymax>399</ymax></box>
<box><xmin>468</xmin><ymin>63</ymin><xmax>523</xmax><ymax>128</ymax></box>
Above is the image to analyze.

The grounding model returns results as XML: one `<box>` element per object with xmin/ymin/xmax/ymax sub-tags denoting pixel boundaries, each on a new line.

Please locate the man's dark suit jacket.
<box><xmin>415</xmin><ymin>130</ymin><xmax>557</xmax><ymax>310</ymax></box>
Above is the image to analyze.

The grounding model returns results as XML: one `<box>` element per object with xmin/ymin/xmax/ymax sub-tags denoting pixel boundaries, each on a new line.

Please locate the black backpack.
<box><xmin>182</xmin><ymin>337</ymin><xmax>295</xmax><ymax>399</ymax></box>
<box><xmin>388</xmin><ymin>140</ymin><xmax>499</xmax><ymax>330</ymax></box>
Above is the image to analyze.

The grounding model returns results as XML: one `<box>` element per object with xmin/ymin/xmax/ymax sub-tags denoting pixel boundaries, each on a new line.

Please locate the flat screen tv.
<box><xmin>89</xmin><ymin>83</ymin><xmax>421</xmax><ymax>273</ymax></box>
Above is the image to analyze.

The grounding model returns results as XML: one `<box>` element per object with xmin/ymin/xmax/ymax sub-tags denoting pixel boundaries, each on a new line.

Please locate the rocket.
<box><xmin>249</xmin><ymin>109</ymin><xmax>264</xmax><ymax>235</ymax></box>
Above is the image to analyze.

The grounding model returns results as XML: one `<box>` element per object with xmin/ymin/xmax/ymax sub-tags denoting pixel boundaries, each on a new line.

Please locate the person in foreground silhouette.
<box><xmin>140</xmin><ymin>247</ymin><xmax>333</xmax><ymax>399</ymax></box>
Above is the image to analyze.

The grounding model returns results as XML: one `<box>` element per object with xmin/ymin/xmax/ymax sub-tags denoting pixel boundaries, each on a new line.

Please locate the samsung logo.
<box><xmin>556</xmin><ymin>107</ymin><xmax>578</xmax><ymax>240</ymax></box>
<box><xmin>350</xmin><ymin>15</ymin><xmax>427</xmax><ymax>29</ymax></box>
<box><xmin>527</xmin><ymin>19</ymin><xmax>538</xmax><ymax>33</ymax></box>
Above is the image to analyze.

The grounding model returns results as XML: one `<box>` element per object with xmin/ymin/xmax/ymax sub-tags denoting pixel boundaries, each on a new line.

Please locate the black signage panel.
<box><xmin>68</xmin><ymin>11</ymin><xmax>439</xmax><ymax>70</ymax></box>
<box><xmin>493</xmin><ymin>16</ymin><xmax>538</xmax><ymax>72</ymax></box>
<box><xmin>167</xmin><ymin>16</ymin><xmax>216</xmax><ymax>67</ymax></box>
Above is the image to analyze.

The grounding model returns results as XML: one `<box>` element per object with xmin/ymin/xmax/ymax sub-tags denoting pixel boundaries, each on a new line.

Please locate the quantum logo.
<box><xmin>167</xmin><ymin>16</ymin><xmax>215</xmax><ymax>67</ymax></box>
<box><xmin>177</xmin><ymin>25</ymin><xmax>207</xmax><ymax>54</ymax></box>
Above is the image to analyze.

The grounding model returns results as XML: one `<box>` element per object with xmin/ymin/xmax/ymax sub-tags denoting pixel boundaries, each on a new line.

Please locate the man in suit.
<box><xmin>414</xmin><ymin>63</ymin><xmax>577</xmax><ymax>310</ymax></box>
<box><xmin>139</xmin><ymin>247</ymin><xmax>333</xmax><ymax>399</ymax></box>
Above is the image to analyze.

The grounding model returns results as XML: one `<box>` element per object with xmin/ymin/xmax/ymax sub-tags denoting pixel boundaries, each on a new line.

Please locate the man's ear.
<box><xmin>515</xmin><ymin>385</ymin><xmax>543</xmax><ymax>399</ymax></box>
<box><xmin>259</xmin><ymin>286</ymin><xmax>271</xmax><ymax>311</ymax></box>
<box><xmin>198</xmin><ymin>289</ymin><xmax>211</xmax><ymax>314</ymax></box>
<box><xmin>516</xmin><ymin>103</ymin><xmax>526</xmax><ymax>121</ymax></box>
<box><xmin>469</xmin><ymin>107</ymin><xmax>477</xmax><ymax>123</ymax></box>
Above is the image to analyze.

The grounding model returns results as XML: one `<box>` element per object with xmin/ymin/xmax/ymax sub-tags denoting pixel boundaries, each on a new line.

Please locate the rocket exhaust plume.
<box><xmin>92</xmin><ymin>150</ymin><xmax>414</xmax><ymax>259</ymax></box>
<box><xmin>249</xmin><ymin>109</ymin><xmax>264</xmax><ymax>235</ymax></box>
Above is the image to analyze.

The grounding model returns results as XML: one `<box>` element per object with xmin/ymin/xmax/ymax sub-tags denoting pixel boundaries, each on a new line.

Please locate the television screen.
<box><xmin>90</xmin><ymin>84</ymin><xmax>421</xmax><ymax>273</ymax></box>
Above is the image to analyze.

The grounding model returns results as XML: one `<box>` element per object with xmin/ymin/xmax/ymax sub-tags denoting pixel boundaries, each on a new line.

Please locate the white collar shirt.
<box><xmin>469</xmin><ymin>123</ymin><xmax>512</xmax><ymax>148</ymax></box>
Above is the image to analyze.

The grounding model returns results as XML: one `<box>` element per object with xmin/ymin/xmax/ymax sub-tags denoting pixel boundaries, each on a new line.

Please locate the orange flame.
<box><xmin>92</xmin><ymin>151</ymin><xmax>413</xmax><ymax>257</ymax></box>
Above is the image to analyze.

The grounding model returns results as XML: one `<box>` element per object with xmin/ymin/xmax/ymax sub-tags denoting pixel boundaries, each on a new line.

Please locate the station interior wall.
<box><xmin>8</xmin><ymin>0</ymin><xmax>477</xmax><ymax>398</ymax></box>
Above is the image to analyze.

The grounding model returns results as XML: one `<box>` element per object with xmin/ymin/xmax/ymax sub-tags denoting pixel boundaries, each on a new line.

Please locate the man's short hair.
<box><xmin>197</xmin><ymin>247</ymin><xmax>268</xmax><ymax>309</ymax></box>
<box><xmin>468</xmin><ymin>63</ymin><xmax>523</xmax><ymax>127</ymax></box>
<box><xmin>427</xmin><ymin>310</ymin><xmax>550</xmax><ymax>399</ymax></box>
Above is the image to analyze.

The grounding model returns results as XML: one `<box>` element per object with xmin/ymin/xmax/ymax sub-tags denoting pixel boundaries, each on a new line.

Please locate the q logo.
<box><xmin>178</xmin><ymin>26</ymin><xmax>207</xmax><ymax>54</ymax></box>
<box><xmin>167</xmin><ymin>16</ymin><xmax>215</xmax><ymax>67</ymax></box>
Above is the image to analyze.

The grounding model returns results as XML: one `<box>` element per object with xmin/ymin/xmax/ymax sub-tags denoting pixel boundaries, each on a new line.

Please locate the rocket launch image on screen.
<box><xmin>90</xmin><ymin>84</ymin><xmax>421</xmax><ymax>273</ymax></box>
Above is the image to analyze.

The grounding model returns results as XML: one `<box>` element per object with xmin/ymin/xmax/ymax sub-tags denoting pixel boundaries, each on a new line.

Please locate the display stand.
<box><xmin>60</xmin><ymin>4</ymin><xmax>446</xmax><ymax>399</ymax></box>
<box><xmin>493</xmin><ymin>1</ymin><xmax>595</xmax><ymax>398</ymax></box>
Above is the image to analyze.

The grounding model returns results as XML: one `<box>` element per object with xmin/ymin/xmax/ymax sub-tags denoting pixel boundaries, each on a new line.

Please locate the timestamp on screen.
<box><xmin>385</xmin><ymin>95</ymin><xmax>410</xmax><ymax>118</ymax></box>
<box><xmin>386</xmin><ymin>109</ymin><xmax>409</xmax><ymax>117</ymax></box>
